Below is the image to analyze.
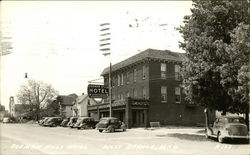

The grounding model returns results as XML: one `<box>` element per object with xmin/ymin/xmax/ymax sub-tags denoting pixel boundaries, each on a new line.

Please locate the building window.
<box><xmin>121</xmin><ymin>94</ymin><xmax>124</xmax><ymax>100</ymax></box>
<box><xmin>133</xmin><ymin>88</ymin><xmax>137</xmax><ymax>98</ymax></box>
<box><xmin>126</xmin><ymin>91</ymin><xmax>130</xmax><ymax>97</ymax></box>
<box><xmin>112</xmin><ymin>77</ymin><xmax>115</xmax><ymax>87</ymax></box>
<box><xmin>161</xmin><ymin>86</ymin><xmax>167</xmax><ymax>103</ymax></box>
<box><xmin>175</xmin><ymin>65</ymin><xmax>181</xmax><ymax>81</ymax></box>
<box><xmin>142</xmin><ymin>87</ymin><xmax>146</xmax><ymax>99</ymax></box>
<box><xmin>126</xmin><ymin>72</ymin><xmax>130</xmax><ymax>84</ymax></box>
<box><xmin>133</xmin><ymin>68</ymin><xmax>137</xmax><ymax>82</ymax></box>
<box><xmin>142</xmin><ymin>65</ymin><xmax>146</xmax><ymax>80</ymax></box>
<box><xmin>118</xmin><ymin>75</ymin><xmax>120</xmax><ymax>86</ymax></box>
<box><xmin>175</xmin><ymin>87</ymin><xmax>181</xmax><ymax>104</ymax></box>
<box><xmin>161</xmin><ymin>63</ymin><xmax>166</xmax><ymax>79</ymax></box>
<box><xmin>121</xmin><ymin>73</ymin><xmax>124</xmax><ymax>85</ymax></box>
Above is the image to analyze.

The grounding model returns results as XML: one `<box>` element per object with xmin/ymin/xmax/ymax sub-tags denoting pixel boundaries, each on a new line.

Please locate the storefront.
<box><xmin>88</xmin><ymin>97</ymin><xmax>149</xmax><ymax>128</ymax></box>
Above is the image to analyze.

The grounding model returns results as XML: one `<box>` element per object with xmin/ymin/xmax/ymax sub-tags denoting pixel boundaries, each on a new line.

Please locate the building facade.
<box><xmin>88</xmin><ymin>49</ymin><xmax>215</xmax><ymax>128</ymax></box>
<box><xmin>57</xmin><ymin>94</ymin><xmax>78</xmax><ymax>118</ymax></box>
<box><xmin>75</xmin><ymin>94</ymin><xmax>98</xmax><ymax>118</ymax></box>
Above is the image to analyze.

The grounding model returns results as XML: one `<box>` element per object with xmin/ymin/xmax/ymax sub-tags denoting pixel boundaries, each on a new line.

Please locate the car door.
<box><xmin>213</xmin><ymin>118</ymin><xmax>220</xmax><ymax>135</ymax></box>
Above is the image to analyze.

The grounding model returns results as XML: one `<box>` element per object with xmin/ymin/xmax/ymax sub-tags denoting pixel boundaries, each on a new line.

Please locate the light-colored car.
<box><xmin>3</xmin><ymin>117</ymin><xmax>11</xmax><ymax>123</ymax></box>
<box><xmin>205</xmin><ymin>116</ymin><xmax>249</xmax><ymax>143</ymax></box>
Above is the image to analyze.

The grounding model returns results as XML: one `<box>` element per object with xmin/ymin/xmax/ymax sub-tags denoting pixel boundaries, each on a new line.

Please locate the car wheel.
<box><xmin>123</xmin><ymin>128</ymin><xmax>126</xmax><ymax>132</ymax></box>
<box><xmin>99</xmin><ymin>129</ymin><xmax>103</xmax><ymax>133</ymax></box>
<box><xmin>107</xmin><ymin>126</ymin><xmax>115</xmax><ymax>133</ymax></box>
<box><xmin>217</xmin><ymin>132</ymin><xmax>224</xmax><ymax>143</ymax></box>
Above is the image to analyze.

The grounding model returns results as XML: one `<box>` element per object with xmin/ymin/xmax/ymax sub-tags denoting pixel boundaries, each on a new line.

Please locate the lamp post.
<box><xmin>100</xmin><ymin>22</ymin><xmax>112</xmax><ymax>117</ymax></box>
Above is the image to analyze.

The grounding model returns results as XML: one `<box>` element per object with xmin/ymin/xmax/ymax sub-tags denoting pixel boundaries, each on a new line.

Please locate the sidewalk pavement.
<box><xmin>130</xmin><ymin>127</ymin><xmax>205</xmax><ymax>136</ymax></box>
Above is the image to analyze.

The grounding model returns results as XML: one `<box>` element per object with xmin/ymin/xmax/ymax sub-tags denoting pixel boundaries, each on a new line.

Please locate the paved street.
<box><xmin>0</xmin><ymin>123</ymin><xmax>249</xmax><ymax>155</ymax></box>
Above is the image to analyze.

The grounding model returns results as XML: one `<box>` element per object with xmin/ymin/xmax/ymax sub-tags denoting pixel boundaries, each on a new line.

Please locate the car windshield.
<box><xmin>48</xmin><ymin>118</ymin><xmax>54</xmax><ymax>121</ymax></box>
<box><xmin>76</xmin><ymin>118</ymin><xmax>86</xmax><ymax>123</ymax></box>
<box><xmin>99</xmin><ymin>119</ymin><xmax>109</xmax><ymax>124</ymax></box>
<box><xmin>226</xmin><ymin>118</ymin><xmax>246</xmax><ymax>124</ymax></box>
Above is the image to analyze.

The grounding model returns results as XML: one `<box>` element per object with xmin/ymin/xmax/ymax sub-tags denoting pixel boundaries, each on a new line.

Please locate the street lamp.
<box><xmin>100</xmin><ymin>22</ymin><xmax>112</xmax><ymax>117</ymax></box>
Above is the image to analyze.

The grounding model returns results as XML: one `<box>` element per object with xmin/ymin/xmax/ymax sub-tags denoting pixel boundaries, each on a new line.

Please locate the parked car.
<box><xmin>96</xmin><ymin>117</ymin><xmax>126</xmax><ymax>133</ymax></box>
<box><xmin>2</xmin><ymin>117</ymin><xmax>11</xmax><ymax>123</ymax></box>
<box><xmin>43</xmin><ymin>117</ymin><xmax>63</xmax><ymax>127</ymax></box>
<box><xmin>67</xmin><ymin>117</ymin><xmax>78</xmax><ymax>128</ymax></box>
<box><xmin>205</xmin><ymin>116</ymin><xmax>249</xmax><ymax>143</ymax></box>
<box><xmin>73</xmin><ymin>117</ymin><xmax>97</xmax><ymax>129</ymax></box>
<box><xmin>38</xmin><ymin>117</ymin><xmax>50</xmax><ymax>126</ymax></box>
<box><xmin>60</xmin><ymin>118</ymin><xmax>70</xmax><ymax>127</ymax></box>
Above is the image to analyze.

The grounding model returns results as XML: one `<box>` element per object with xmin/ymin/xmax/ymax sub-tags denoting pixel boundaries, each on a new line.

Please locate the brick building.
<box><xmin>88</xmin><ymin>49</ymin><xmax>215</xmax><ymax>128</ymax></box>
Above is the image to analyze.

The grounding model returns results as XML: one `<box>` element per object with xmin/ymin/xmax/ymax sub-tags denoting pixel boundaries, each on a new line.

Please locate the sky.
<box><xmin>0</xmin><ymin>1</ymin><xmax>192</xmax><ymax>110</ymax></box>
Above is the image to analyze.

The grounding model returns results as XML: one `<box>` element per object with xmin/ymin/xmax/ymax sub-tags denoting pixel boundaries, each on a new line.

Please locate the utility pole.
<box><xmin>100</xmin><ymin>22</ymin><xmax>112</xmax><ymax>117</ymax></box>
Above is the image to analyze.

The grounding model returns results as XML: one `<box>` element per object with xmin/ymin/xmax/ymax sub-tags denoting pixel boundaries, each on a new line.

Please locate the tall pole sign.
<box><xmin>100</xmin><ymin>22</ymin><xmax>112</xmax><ymax>117</ymax></box>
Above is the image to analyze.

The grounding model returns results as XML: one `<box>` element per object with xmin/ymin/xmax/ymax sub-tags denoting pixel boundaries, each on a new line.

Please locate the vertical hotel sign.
<box><xmin>99</xmin><ymin>23</ymin><xmax>111</xmax><ymax>56</ymax></box>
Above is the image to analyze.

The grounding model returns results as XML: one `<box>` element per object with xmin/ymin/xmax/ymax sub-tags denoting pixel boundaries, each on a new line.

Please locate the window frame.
<box><xmin>161</xmin><ymin>63</ymin><xmax>167</xmax><ymax>79</ymax></box>
<box><xmin>175</xmin><ymin>87</ymin><xmax>181</xmax><ymax>104</ymax></box>
<box><xmin>161</xmin><ymin>86</ymin><xmax>167</xmax><ymax>103</ymax></box>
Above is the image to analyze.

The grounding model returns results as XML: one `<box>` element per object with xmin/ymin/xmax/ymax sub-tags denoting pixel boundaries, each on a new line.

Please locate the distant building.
<box><xmin>57</xmin><ymin>94</ymin><xmax>78</xmax><ymax>118</ymax></box>
<box><xmin>88</xmin><ymin>49</ymin><xmax>215</xmax><ymax>128</ymax></box>
<box><xmin>75</xmin><ymin>94</ymin><xmax>98</xmax><ymax>119</ymax></box>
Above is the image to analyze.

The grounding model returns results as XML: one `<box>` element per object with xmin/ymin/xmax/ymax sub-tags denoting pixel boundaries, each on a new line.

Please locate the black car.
<box><xmin>96</xmin><ymin>117</ymin><xmax>126</xmax><ymax>133</ymax></box>
<box><xmin>67</xmin><ymin>117</ymin><xmax>78</xmax><ymax>128</ymax></box>
<box><xmin>73</xmin><ymin>117</ymin><xmax>97</xmax><ymax>129</ymax></box>
<box><xmin>60</xmin><ymin>118</ymin><xmax>70</xmax><ymax>127</ymax></box>
<box><xmin>43</xmin><ymin>117</ymin><xmax>63</xmax><ymax>127</ymax></box>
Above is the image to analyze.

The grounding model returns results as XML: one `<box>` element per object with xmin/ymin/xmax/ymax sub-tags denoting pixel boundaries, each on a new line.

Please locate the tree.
<box><xmin>177</xmin><ymin>0</ymin><xmax>249</xmax><ymax>115</ymax></box>
<box><xmin>17</xmin><ymin>79</ymin><xmax>58</xmax><ymax>120</ymax></box>
<box><xmin>41</xmin><ymin>99</ymin><xmax>60</xmax><ymax>117</ymax></box>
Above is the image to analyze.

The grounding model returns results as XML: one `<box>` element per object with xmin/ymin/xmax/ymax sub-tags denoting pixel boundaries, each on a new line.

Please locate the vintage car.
<box><xmin>73</xmin><ymin>117</ymin><xmax>97</xmax><ymax>129</ymax></box>
<box><xmin>39</xmin><ymin>117</ymin><xmax>50</xmax><ymax>126</ymax></box>
<box><xmin>43</xmin><ymin>117</ymin><xmax>63</xmax><ymax>127</ymax></box>
<box><xmin>67</xmin><ymin>117</ymin><xmax>78</xmax><ymax>128</ymax></box>
<box><xmin>2</xmin><ymin>117</ymin><xmax>11</xmax><ymax>123</ymax></box>
<box><xmin>96</xmin><ymin>117</ymin><xmax>126</xmax><ymax>133</ymax></box>
<box><xmin>205</xmin><ymin>116</ymin><xmax>249</xmax><ymax>143</ymax></box>
<box><xmin>60</xmin><ymin>118</ymin><xmax>70</xmax><ymax>127</ymax></box>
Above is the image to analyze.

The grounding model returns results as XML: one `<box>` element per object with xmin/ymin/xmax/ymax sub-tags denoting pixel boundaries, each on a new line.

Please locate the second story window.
<box><xmin>126</xmin><ymin>72</ymin><xmax>130</xmax><ymax>84</ymax></box>
<box><xmin>133</xmin><ymin>88</ymin><xmax>137</xmax><ymax>98</ymax></box>
<box><xmin>121</xmin><ymin>73</ymin><xmax>124</xmax><ymax>85</ymax></box>
<box><xmin>161</xmin><ymin>86</ymin><xmax>167</xmax><ymax>103</ymax></box>
<box><xmin>142</xmin><ymin>65</ymin><xmax>146</xmax><ymax>80</ymax></box>
<box><xmin>161</xmin><ymin>63</ymin><xmax>166</xmax><ymax>79</ymax></box>
<box><xmin>118</xmin><ymin>75</ymin><xmax>120</xmax><ymax>86</ymax></box>
<box><xmin>133</xmin><ymin>68</ymin><xmax>137</xmax><ymax>82</ymax></box>
<box><xmin>175</xmin><ymin>87</ymin><xmax>181</xmax><ymax>104</ymax></box>
<box><xmin>175</xmin><ymin>64</ymin><xmax>181</xmax><ymax>81</ymax></box>
<box><xmin>126</xmin><ymin>91</ymin><xmax>130</xmax><ymax>97</ymax></box>
<box><xmin>142</xmin><ymin>87</ymin><xmax>146</xmax><ymax>99</ymax></box>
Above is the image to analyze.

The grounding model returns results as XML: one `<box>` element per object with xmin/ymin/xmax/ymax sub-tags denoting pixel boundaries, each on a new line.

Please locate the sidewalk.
<box><xmin>130</xmin><ymin>127</ymin><xmax>205</xmax><ymax>136</ymax></box>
